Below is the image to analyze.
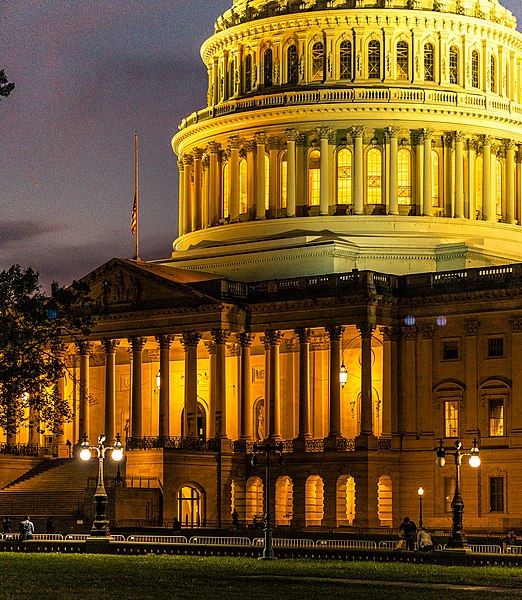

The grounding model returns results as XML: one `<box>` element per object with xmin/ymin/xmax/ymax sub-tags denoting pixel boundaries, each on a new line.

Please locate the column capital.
<box><xmin>295</xmin><ymin>327</ymin><xmax>313</xmax><ymax>344</ymax></box>
<box><xmin>237</xmin><ymin>332</ymin><xmax>255</xmax><ymax>347</ymax></box>
<box><xmin>464</xmin><ymin>319</ymin><xmax>480</xmax><ymax>336</ymax></box>
<box><xmin>384</xmin><ymin>126</ymin><xmax>400</xmax><ymax>141</ymax></box>
<box><xmin>379</xmin><ymin>326</ymin><xmax>400</xmax><ymax>342</ymax></box>
<box><xmin>76</xmin><ymin>340</ymin><xmax>92</xmax><ymax>355</ymax></box>
<box><xmin>227</xmin><ymin>135</ymin><xmax>241</xmax><ymax>150</ymax></box>
<box><xmin>325</xmin><ymin>325</ymin><xmax>345</xmax><ymax>341</ymax></box>
<box><xmin>350</xmin><ymin>126</ymin><xmax>366</xmax><ymax>140</ymax></box>
<box><xmin>418</xmin><ymin>325</ymin><xmax>435</xmax><ymax>340</ymax></box>
<box><xmin>511</xmin><ymin>318</ymin><xmax>522</xmax><ymax>333</ymax></box>
<box><xmin>243</xmin><ymin>140</ymin><xmax>256</xmax><ymax>153</ymax></box>
<box><xmin>401</xmin><ymin>326</ymin><xmax>418</xmax><ymax>341</ymax></box>
<box><xmin>255</xmin><ymin>132</ymin><xmax>267</xmax><ymax>145</ymax></box>
<box><xmin>419</xmin><ymin>128</ymin><xmax>433</xmax><ymax>142</ymax></box>
<box><xmin>211</xmin><ymin>328</ymin><xmax>230</xmax><ymax>345</ymax></box>
<box><xmin>444</xmin><ymin>133</ymin><xmax>454</xmax><ymax>148</ymax></box>
<box><xmin>480</xmin><ymin>134</ymin><xmax>493</xmax><ymax>147</ymax></box>
<box><xmin>204</xmin><ymin>340</ymin><xmax>216</xmax><ymax>355</ymax></box>
<box><xmin>181</xmin><ymin>331</ymin><xmax>202</xmax><ymax>349</ymax></box>
<box><xmin>285</xmin><ymin>128</ymin><xmax>301</xmax><ymax>142</ymax></box>
<box><xmin>182</xmin><ymin>154</ymin><xmax>194</xmax><ymax>166</ymax></box>
<box><xmin>193</xmin><ymin>147</ymin><xmax>205</xmax><ymax>161</ymax></box>
<box><xmin>467</xmin><ymin>138</ymin><xmax>478</xmax><ymax>152</ymax></box>
<box><xmin>262</xmin><ymin>330</ymin><xmax>284</xmax><ymax>349</ymax></box>
<box><xmin>207</xmin><ymin>141</ymin><xmax>221</xmax><ymax>154</ymax></box>
<box><xmin>454</xmin><ymin>131</ymin><xmax>466</xmax><ymax>143</ymax></box>
<box><xmin>356</xmin><ymin>323</ymin><xmax>376</xmax><ymax>338</ymax></box>
<box><xmin>102</xmin><ymin>339</ymin><xmax>120</xmax><ymax>354</ymax></box>
<box><xmin>505</xmin><ymin>139</ymin><xmax>517</xmax><ymax>153</ymax></box>
<box><xmin>129</xmin><ymin>336</ymin><xmax>147</xmax><ymax>352</ymax></box>
<box><xmin>267</xmin><ymin>136</ymin><xmax>282</xmax><ymax>152</ymax></box>
<box><xmin>155</xmin><ymin>334</ymin><xmax>174</xmax><ymax>350</ymax></box>
<box><xmin>316</xmin><ymin>126</ymin><xmax>334</xmax><ymax>141</ymax></box>
<box><xmin>177</xmin><ymin>159</ymin><xmax>184</xmax><ymax>172</ymax></box>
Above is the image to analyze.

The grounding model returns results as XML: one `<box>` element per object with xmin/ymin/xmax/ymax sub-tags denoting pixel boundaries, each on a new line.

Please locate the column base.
<box><xmin>354</xmin><ymin>433</ymin><xmax>378</xmax><ymax>450</ymax></box>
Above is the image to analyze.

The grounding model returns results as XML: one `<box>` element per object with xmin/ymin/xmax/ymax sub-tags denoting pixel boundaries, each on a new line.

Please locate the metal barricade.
<box><xmin>189</xmin><ymin>536</ymin><xmax>252</xmax><ymax>546</ymax></box>
<box><xmin>318</xmin><ymin>539</ymin><xmax>377</xmax><ymax>549</ymax></box>
<box><xmin>127</xmin><ymin>535</ymin><xmax>187</xmax><ymax>544</ymax></box>
<box><xmin>254</xmin><ymin>538</ymin><xmax>315</xmax><ymax>548</ymax></box>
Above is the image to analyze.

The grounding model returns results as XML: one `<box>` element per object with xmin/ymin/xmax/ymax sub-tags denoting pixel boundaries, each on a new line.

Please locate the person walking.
<box><xmin>231</xmin><ymin>510</ymin><xmax>239</xmax><ymax>530</ymax></box>
<box><xmin>46</xmin><ymin>517</ymin><xmax>56</xmax><ymax>534</ymax></box>
<box><xmin>3</xmin><ymin>517</ymin><xmax>11</xmax><ymax>534</ymax></box>
<box><xmin>399</xmin><ymin>516</ymin><xmax>417</xmax><ymax>551</ymax></box>
<box><xmin>19</xmin><ymin>516</ymin><xmax>34</xmax><ymax>541</ymax></box>
<box><xmin>172</xmin><ymin>517</ymin><xmax>182</xmax><ymax>533</ymax></box>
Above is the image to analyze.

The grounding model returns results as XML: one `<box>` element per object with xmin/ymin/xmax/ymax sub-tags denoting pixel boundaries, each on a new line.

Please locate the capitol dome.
<box><xmin>166</xmin><ymin>0</ymin><xmax>522</xmax><ymax>278</ymax></box>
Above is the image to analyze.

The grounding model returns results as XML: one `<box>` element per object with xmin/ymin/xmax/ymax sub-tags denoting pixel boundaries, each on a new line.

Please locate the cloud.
<box><xmin>0</xmin><ymin>220</ymin><xmax>61</xmax><ymax>247</ymax></box>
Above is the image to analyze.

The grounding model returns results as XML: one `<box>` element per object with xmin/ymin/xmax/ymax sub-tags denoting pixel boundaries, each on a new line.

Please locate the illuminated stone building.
<box><xmin>5</xmin><ymin>0</ymin><xmax>522</xmax><ymax>532</ymax></box>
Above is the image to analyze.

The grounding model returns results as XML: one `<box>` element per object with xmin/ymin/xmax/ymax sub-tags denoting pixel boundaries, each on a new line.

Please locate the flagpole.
<box><xmin>134</xmin><ymin>131</ymin><xmax>140</xmax><ymax>261</ymax></box>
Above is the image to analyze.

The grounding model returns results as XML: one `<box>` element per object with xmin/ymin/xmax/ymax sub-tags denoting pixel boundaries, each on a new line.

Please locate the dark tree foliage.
<box><xmin>0</xmin><ymin>70</ymin><xmax>15</xmax><ymax>99</ymax></box>
<box><xmin>0</xmin><ymin>265</ymin><xmax>93</xmax><ymax>435</ymax></box>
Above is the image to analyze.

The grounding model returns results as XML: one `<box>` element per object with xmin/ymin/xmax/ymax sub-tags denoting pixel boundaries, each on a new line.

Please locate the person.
<box><xmin>398</xmin><ymin>516</ymin><xmax>417</xmax><ymax>551</ymax></box>
<box><xmin>46</xmin><ymin>517</ymin><xmax>55</xmax><ymax>534</ymax></box>
<box><xmin>172</xmin><ymin>517</ymin><xmax>182</xmax><ymax>533</ymax></box>
<box><xmin>504</xmin><ymin>529</ymin><xmax>517</xmax><ymax>552</ymax></box>
<box><xmin>417</xmin><ymin>527</ymin><xmax>435</xmax><ymax>551</ymax></box>
<box><xmin>231</xmin><ymin>509</ymin><xmax>239</xmax><ymax>530</ymax></box>
<box><xmin>19</xmin><ymin>516</ymin><xmax>34</xmax><ymax>541</ymax></box>
<box><xmin>2</xmin><ymin>517</ymin><xmax>11</xmax><ymax>534</ymax></box>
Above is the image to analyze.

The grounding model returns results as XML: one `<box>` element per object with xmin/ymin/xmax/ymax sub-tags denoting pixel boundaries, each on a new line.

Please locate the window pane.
<box><xmin>489</xmin><ymin>399</ymin><xmax>504</xmax><ymax>436</ymax></box>
<box><xmin>287</xmin><ymin>45</ymin><xmax>298</xmax><ymax>84</ymax></box>
<box><xmin>397</xmin><ymin>41</ymin><xmax>409</xmax><ymax>80</ymax></box>
<box><xmin>368</xmin><ymin>41</ymin><xmax>380</xmax><ymax>79</ymax></box>
<box><xmin>432</xmin><ymin>151</ymin><xmax>440</xmax><ymax>206</ymax></box>
<box><xmin>490</xmin><ymin>55</ymin><xmax>496</xmax><ymax>93</ymax></box>
<box><xmin>398</xmin><ymin>149</ymin><xmax>411</xmax><ymax>205</ymax></box>
<box><xmin>488</xmin><ymin>337</ymin><xmax>504</xmax><ymax>357</ymax></box>
<box><xmin>308</xmin><ymin>149</ymin><xmax>320</xmax><ymax>205</ymax></box>
<box><xmin>239</xmin><ymin>159</ymin><xmax>248</xmax><ymax>214</ymax></box>
<box><xmin>445</xmin><ymin>400</ymin><xmax>459</xmax><ymax>438</ymax></box>
<box><xmin>245</xmin><ymin>55</ymin><xmax>252</xmax><ymax>92</ymax></box>
<box><xmin>312</xmin><ymin>42</ymin><xmax>324</xmax><ymax>81</ymax></box>
<box><xmin>442</xmin><ymin>340</ymin><xmax>459</xmax><ymax>360</ymax></box>
<box><xmin>449</xmin><ymin>46</ymin><xmax>459</xmax><ymax>84</ymax></box>
<box><xmin>424</xmin><ymin>43</ymin><xmax>435</xmax><ymax>82</ymax></box>
<box><xmin>472</xmin><ymin>50</ymin><xmax>479</xmax><ymax>88</ymax></box>
<box><xmin>367</xmin><ymin>148</ymin><xmax>382</xmax><ymax>204</ymax></box>
<box><xmin>337</xmin><ymin>148</ymin><xmax>352</xmax><ymax>204</ymax></box>
<box><xmin>340</xmin><ymin>41</ymin><xmax>352</xmax><ymax>80</ymax></box>
<box><xmin>281</xmin><ymin>158</ymin><xmax>287</xmax><ymax>209</ymax></box>
<box><xmin>490</xmin><ymin>477</ymin><xmax>504</xmax><ymax>512</ymax></box>
<box><xmin>264</xmin><ymin>49</ymin><xmax>273</xmax><ymax>87</ymax></box>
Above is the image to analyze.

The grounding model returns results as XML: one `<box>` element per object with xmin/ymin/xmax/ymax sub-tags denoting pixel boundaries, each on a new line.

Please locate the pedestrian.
<box><xmin>417</xmin><ymin>527</ymin><xmax>435</xmax><ymax>551</ymax></box>
<box><xmin>504</xmin><ymin>529</ymin><xmax>517</xmax><ymax>552</ymax></box>
<box><xmin>46</xmin><ymin>517</ymin><xmax>55</xmax><ymax>534</ymax></box>
<box><xmin>19</xmin><ymin>516</ymin><xmax>34</xmax><ymax>541</ymax></box>
<box><xmin>172</xmin><ymin>517</ymin><xmax>182</xmax><ymax>533</ymax></box>
<box><xmin>231</xmin><ymin>509</ymin><xmax>239</xmax><ymax>530</ymax></box>
<box><xmin>398</xmin><ymin>516</ymin><xmax>417</xmax><ymax>551</ymax></box>
<box><xmin>2</xmin><ymin>517</ymin><xmax>11</xmax><ymax>533</ymax></box>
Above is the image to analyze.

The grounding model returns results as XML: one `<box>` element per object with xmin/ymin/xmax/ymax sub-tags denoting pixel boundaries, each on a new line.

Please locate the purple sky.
<box><xmin>1</xmin><ymin>0</ymin><xmax>521</xmax><ymax>290</ymax></box>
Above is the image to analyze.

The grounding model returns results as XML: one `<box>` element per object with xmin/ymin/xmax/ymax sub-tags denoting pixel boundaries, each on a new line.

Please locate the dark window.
<box><xmin>311</xmin><ymin>41</ymin><xmax>324</xmax><ymax>81</ymax></box>
<box><xmin>368</xmin><ymin>41</ymin><xmax>381</xmax><ymax>79</ymax></box>
<box><xmin>449</xmin><ymin>46</ymin><xmax>459</xmax><ymax>84</ymax></box>
<box><xmin>287</xmin><ymin>45</ymin><xmax>298</xmax><ymax>84</ymax></box>
<box><xmin>340</xmin><ymin>41</ymin><xmax>352</xmax><ymax>80</ymax></box>
<box><xmin>471</xmin><ymin>50</ymin><xmax>479</xmax><ymax>88</ymax></box>
<box><xmin>396</xmin><ymin>41</ymin><xmax>409</xmax><ymax>80</ymax></box>
<box><xmin>245</xmin><ymin>54</ymin><xmax>252</xmax><ymax>92</ymax></box>
<box><xmin>264</xmin><ymin>48</ymin><xmax>273</xmax><ymax>87</ymax></box>
<box><xmin>490</xmin><ymin>477</ymin><xmax>504</xmax><ymax>512</ymax></box>
<box><xmin>424</xmin><ymin>43</ymin><xmax>435</xmax><ymax>81</ymax></box>
<box><xmin>487</xmin><ymin>337</ymin><xmax>504</xmax><ymax>357</ymax></box>
<box><xmin>442</xmin><ymin>340</ymin><xmax>459</xmax><ymax>360</ymax></box>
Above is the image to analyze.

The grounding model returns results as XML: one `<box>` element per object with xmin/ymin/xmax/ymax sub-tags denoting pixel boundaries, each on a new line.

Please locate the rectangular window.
<box><xmin>445</xmin><ymin>477</ymin><xmax>456</xmax><ymax>512</ymax></box>
<box><xmin>489</xmin><ymin>398</ymin><xmax>504</xmax><ymax>436</ymax></box>
<box><xmin>490</xmin><ymin>477</ymin><xmax>504</xmax><ymax>512</ymax></box>
<box><xmin>442</xmin><ymin>340</ymin><xmax>459</xmax><ymax>361</ymax></box>
<box><xmin>444</xmin><ymin>400</ymin><xmax>459</xmax><ymax>438</ymax></box>
<box><xmin>396</xmin><ymin>43</ymin><xmax>409</xmax><ymax>80</ymax></box>
<box><xmin>487</xmin><ymin>337</ymin><xmax>504</xmax><ymax>357</ymax></box>
<box><xmin>281</xmin><ymin>160</ymin><xmax>287</xmax><ymax>209</ymax></box>
<box><xmin>340</xmin><ymin>42</ymin><xmax>352</xmax><ymax>80</ymax></box>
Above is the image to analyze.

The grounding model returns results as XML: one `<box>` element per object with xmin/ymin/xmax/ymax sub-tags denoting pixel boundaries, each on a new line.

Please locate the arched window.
<box><xmin>222</xmin><ymin>161</ymin><xmax>229</xmax><ymax>217</ymax></box>
<box><xmin>432</xmin><ymin>150</ymin><xmax>440</xmax><ymax>207</ymax></box>
<box><xmin>490</xmin><ymin>54</ymin><xmax>497</xmax><ymax>93</ymax></box>
<box><xmin>475</xmin><ymin>154</ymin><xmax>483</xmax><ymax>216</ymax></box>
<box><xmin>424</xmin><ymin>43</ymin><xmax>435</xmax><ymax>82</ymax></box>
<box><xmin>226</xmin><ymin>58</ymin><xmax>234</xmax><ymax>99</ymax></box>
<box><xmin>496</xmin><ymin>158</ymin><xmax>503</xmax><ymax>217</ymax></box>
<box><xmin>181</xmin><ymin>403</ymin><xmax>207</xmax><ymax>440</ymax></box>
<box><xmin>337</xmin><ymin>148</ymin><xmax>352</xmax><ymax>204</ymax></box>
<box><xmin>396</xmin><ymin>41</ymin><xmax>409</xmax><ymax>80</ymax></box>
<box><xmin>340</xmin><ymin>40</ymin><xmax>352</xmax><ymax>80</ymax></box>
<box><xmin>471</xmin><ymin>49</ymin><xmax>479</xmax><ymax>88</ymax></box>
<box><xmin>178</xmin><ymin>486</ymin><xmax>203</xmax><ymax>528</ymax></box>
<box><xmin>245</xmin><ymin>54</ymin><xmax>252</xmax><ymax>92</ymax></box>
<box><xmin>368</xmin><ymin>40</ymin><xmax>381</xmax><ymax>79</ymax></box>
<box><xmin>311</xmin><ymin>41</ymin><xmax>324</xmax><ymax>81</ymax></box>
<box><xmin>449</xmin><ymin>46</ymin><xmax>459</xmax><ymax>85</ymax></box>
<box><xmin>275</xmin><ymin>476</ymin><xmax>293</xmax><ymax>526</ymax></box>
<box><xmin>281</xmin><ymin>153</ymin><xmax>288</xmax><ymax>209</ymax></box>
<box><xmin>398</xmin><ymin>148</ymin><xmax>412</xmax><ymax>205</ymax></box>
<box><xmin>246</xmin><ymin>476</ymin><xmax>263</xmax><ymax>522</ymax></box>
<box><xmin>287</xmin><ymin>45</ymin><xmax>298</xmax><ymax>84</ymax></box>
<box><xmin>378</xmin><ymin>476</ymin><xmax>393</xmax><ymax>527</ymax></box>
<box><xmin>305</xmin><ymin>475</ymin><xmax>324</xmax><ymax>526</ymax></box>
<box><xmin>308</xmin><ymin>149</ymin><xmax>321</xmax><ymax>205</ymax></box>
<box><xmin>336</xmin><ymin>475</ymin><xmax>356</xmax><ymax>526</ymax></box>
<box><xmin>264</xmin><ymin>48</ymin><xmax>273</xmax><ymax>87</ymax></box>
<box><xmin>239</xmin><ymin>158</ymin><xmax>248</xmax><ymax>214</ymax></box>
<box><xmin>367</xmin><ymin>147</ymin><xmax>382</xmax><ymax>204</ymax></box>
<box><xmin>264</xmin><ymin>154</ymin><xmax>270</xmax><ymax>210</ymax></box>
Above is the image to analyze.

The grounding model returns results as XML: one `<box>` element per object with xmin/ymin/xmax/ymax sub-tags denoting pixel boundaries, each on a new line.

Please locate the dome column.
<box><xmin>192</xmin><ymin>148</ymin><xmax>204</xmax><ymax>231</ymax></box>
<box><xmin>228</xmin><ymin>135</ymin><xmax>240</xmax><ymax>223</ymax></box>
<box><xmin>422</xmin><ymin>129</ymin><xmax>433</xmax><ymax>216</ymax></box>
<box><xmin>268</xmin><ymin>137</ymin><xmax>281</xmax><ymax>217</ymax></box>
<box><xmin>177</xmin><ymin>160</ymin><xmax>185</xmax><ymax>237</ymax></box>
<box><xmin>506</xmin><ymin>140</ymin><xmax>517</xmax><ymax>224</ymax></box>
<box><xmin>386</xmin><ymin>127</ymin><xmax>400</xmax><ymax>216</ymax></box>
<box><xmin>481</xmin><ymin>136</ymin><xmax>493</xmax><ymax>221</ymax></box>
<box><xmin>467</xmin><ymin>140</ymin><xmax>477</xmax><ymax>219</ymax></box>
<box><xmin>103</xmin><ymin>339</ymin><xmax>119</xmax><ymax>443</ymax></box>
<box><xmin>77</xmin><ymin>341</ymin><xmax>91</xmax><ymax>440</ymax></box>
<box><xmin>285</xmin><ymin>129</ymin><xmax>298</xmax><ymax>217</ymax></box>
<box><xmin>255</xmin><ymin>133</ymin><xmax>267</xmax><ymax>219</ymax></box>
<box><xmin>352</xmin><ymin>127</ymin><xmax>365</xmax><ymax>215</ymax></box>
<box><xmin>245</xmin><ymin>141</ymin><xmax>256</xmax><ymax>218</ymax></box>
<box><xmin>182</xmin><ymin>154</ymin><xmax>193</xmax><ymax>233</ymax></box>
<box><xmin>202</xmin><ymin>154</ymin><xmax>209</xmax><ymax>228</ymax></box>
<box><xmin>455</xmin><ymin>133</ymin><xmax>465</xmax><ymax>219</ymax></box>
<box><xmin>207</xmin><ymin>142</ymin><xmax>221</xmax><ymax>227</ymax></box>
<box><xmin>318</xmin><ymin>127</ymin><xmax>333</xmax><ymax>216</ymax></box>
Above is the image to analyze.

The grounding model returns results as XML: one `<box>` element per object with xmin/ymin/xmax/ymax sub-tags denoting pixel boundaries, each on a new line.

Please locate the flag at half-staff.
<box><xmin>132</xmin><ymin>131</ymin><xmax>140</xmax><ymax>260</ymax></box>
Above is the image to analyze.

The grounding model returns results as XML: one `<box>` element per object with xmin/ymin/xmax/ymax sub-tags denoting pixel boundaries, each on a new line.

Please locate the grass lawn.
<box><xmin>1</xmin><ymin>553</ymin><xmax>522</xmax><ymax>599</ymax></box>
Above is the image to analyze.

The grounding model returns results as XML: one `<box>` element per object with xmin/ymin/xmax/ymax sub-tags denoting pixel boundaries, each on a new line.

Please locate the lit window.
<box><xmin>311</xmin><ymin>42</ymin><xmax>324</xmax><ymax>81</ymax></box>
<box><xmin>340</xmin><ymin>41</ymin><xmax>352</xmax><ymax>80</ymax></box>
<box><xmin>490</xmin><ymin>55</ymin><xmax>497</xmax><ymax>93</ymax></box>
<box><xmin>239</xmin><ymin>159</ymin><xmax>247</xmax><ymax>214</ymax></box>
<box><xmin>449</xmin><ymin>46</ymin><xmax>459</xmax><ymax>85</ymax></box>
<box><xmin>337</xmin><ymin>148</ymin><xmax>352</xmax><ymax>204</ymax></box>
<box><xmin>367</xmin><ymin>147</ymin><xmax>382</xmax><ymax>204</ymax></box>
<box><xmin>223</xmin><ymin>162</ymin><xmax>229</xmax><ymax>217</ymax></box>
<box><xmin>287</xmin><ymin>45</ymin><xmax>298</xmax><ymax>84</ymax></box>
<box><xmin>432</xmin><ymin>150</ymin><xmax>440</xmax><ymax>207</ymax></box>
<box><xmin>398</xmin><ymin>148</ymin><xmax>411</xmax><ymax>205</ymax></box>
<box><xmin>424</xmin><ymin>43</ymin><xmax>435</xmax><ymax>82</ymax></box>
<box><xmin>308</xmin><ymin>149</ymin><xmax>321</xmax><ymax>206</ymax></box>
<box><xmin>264</xmin><ymin>48</ymin><xmax>273</xmax><ymax>87</ymax></box>
<box><xmin>368</xmin><ymin>40</ymin><xmax>381</xmax><ymax>79</ymax></box>
<box><xmin>264</xmin><ymin>154</ymin><xmax>270</xmax><ymax>210</ymax></box>
<box><xmin>475</xmin><ymin>154</ymin><xmax>483</xmax><ymax>215</ymax></box>
<box><xmin>496</xmin><ymin>158</ymin><xmax>502</xmax><ymax>217</ymax></box>
<box><xmin>489</xmin><ymin>477</ymin><xmax>504</xmax><ymax>512</ymax></box>
<box><xmin>489</xmin><ymin>399</ymin><xmax>504</xmax><ymax>436</ymax></box>
<box><xmin>471</xmin><ymin>50</ymin><xmax>479</xmax><ymax>88</ymax></box>
<box><xmin>444</xmin><ymin>400</ymin><xmax>459</xmax><ymax>438</ymax></box>
<box><xmin>281</xmin><ymin>157</ymin><xmax>287</xmax><ymax>209</ymax></box>
<box><xmin>396</xmin><ymin>41</ymin><xmax>409</xmax><ymax>80</ymax></box>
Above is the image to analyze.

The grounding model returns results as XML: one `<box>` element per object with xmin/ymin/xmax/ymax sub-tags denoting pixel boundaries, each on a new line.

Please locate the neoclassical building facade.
<box><xmin>5</xmin><ymin>0</ymin><xmax>522</xmax><ymax>533</ymax></box>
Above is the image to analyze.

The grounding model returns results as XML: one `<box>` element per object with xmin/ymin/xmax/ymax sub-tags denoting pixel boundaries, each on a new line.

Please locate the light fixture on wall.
<box><xmin>156</xmin><ymin>370</ymin><xmax>161</xmax><ymax>389</ymax></box>
<box><xmin>339</xmin><ymin>329</ymin><xmax>348</xmax><ymax>387</ymax></box>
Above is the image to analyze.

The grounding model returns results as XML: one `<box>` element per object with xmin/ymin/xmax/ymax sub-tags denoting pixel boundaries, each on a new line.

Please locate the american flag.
<box><xmin>131</xmin><ymin>194</ymin><xmax>137</xmax><ymax>235</ymax></box>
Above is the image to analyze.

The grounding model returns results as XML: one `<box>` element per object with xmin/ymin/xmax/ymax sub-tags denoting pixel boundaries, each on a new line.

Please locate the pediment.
<box><xmin>80</xmin><ymin>258</ymin><xmax>222</xmax><ymax>313</ymax></box>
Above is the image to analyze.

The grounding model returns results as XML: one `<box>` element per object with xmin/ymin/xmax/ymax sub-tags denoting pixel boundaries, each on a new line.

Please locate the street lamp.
<box><xmin>80</xmin><ymin>433</ymin><xmax>124</xmax><ymax>538</ymax></box>
<box><xmin>417</xmin><ymin>486</ymin><xmax>424</xmax><ymax>529</ymax></box>
<box><xmin>436</xmin><ymin>438</ymin><xmax>480</xmax><ymax>551</ymax></box>
<box><xmin>251</xmin><ymin>441</ymin><xmax>284</xmax><ymax>560</ymax></box>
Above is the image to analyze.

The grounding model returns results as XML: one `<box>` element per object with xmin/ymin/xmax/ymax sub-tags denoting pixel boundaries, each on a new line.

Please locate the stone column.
<box><xmin>267</xmin><ymin>137</ymin><xmax>280</xmax><ymax>216</ymax></box>
<box><xmin>263</xmin><ymin>330</ymin><xmax>284</xmax><ymax>440</ymax></box>
<box><xmin>156</xmin><ymin>334</ymin><xmax>173</xmax><ymax>438</ymax></box>
<box><xmin>422</xmin><ymin>129</ymin><xmax>433</xmax><ymax>216</ymax></box>
<box><xmin>417</xmin><ymin>326</ymin><xmax>434</xmax><ymax>436</ymax></box>
<box><xmin>464</xmin><ymin>319</ymin><xmax>480</xmax><ymax>434</ymax></box>
<box><xmin>255</xmin><ymin>133</ymin><xmax>266</xmax><ymax>219</ymax></box>
<box><xmin>386</xmin><ymin>127</ymin><xmax>400</xmax><ymax>215</ymax></box>
<box><xmin>207</xmin><ymin>142</ymin><xmax>221</xmax><ymax>227</ymax></box>
<box><xmin>399</xmin><ymin>327</ymin><xmax>417</xmax><ymax>437</ymax></box>
<box><xmin>77</xmin><ymin>341</ymin><xmax>91</xmax><ymax>440</ymax></box>
<box><xmin>318</xmin><ymin>127</ymin><xmax>332</xmax><ymax>216</ymax></box>
<box><xmin>212</xmin><ymin>328</ymin><xmax>230</xmax><ymax>438</ymax></box>
<box><xmin>238</xmin><ymin>333</ymin><xmax>255</xmax><ymax>440</ymax></box>
<box><xmin>245</xmin><ymin>141</ymin><xmax>256</xmax><ymax>218</ymax></box>
<box><xmin>285</xmin><ymin>129</ymin><xmax>298</xmax><ymax>217</ymax></box>
<box><xmin>177</xmin><ymin>159</ymin><xmax>185</xmax><ymax>237</ymax></box>
<box><xmin>506</xmin><ymin>140</ymin><xmax>517</xmax><ymax>224</ymax></box>
<box><xmin>380</xmin><ymin>327</ymin><xmax>399</xmax><ymax>439</ymax></box>
<box><xmin>228</xmin><ymin>135</ymin><xmax>240</xmax><ymax>222</ymax></box>
<box><xmin>455</xmin><ymin>132</ymin><xmax>465</xmax><ymax>218</ymax></box>
<box><xmin>205</xmin><ymin>341</ymin><xmax>217</xmax><ymax>439</ymax></box>
<box><xmin>202</xmin><ymin>154</ymin><xmax>209</xmax><ymax>228</ymax></box>
<box><xmin>413</xmin><ymin>131</ymin><xmax>424</xmax><ymax>216</ymax></box>
<box><xmin>510</xmin><ymin>319</ymin><xmax>522</xmax><ymax>434</ymax></box>
<box><xmin>468</xmin><ymin>139</ymin><xmax>477</xmax><ymax>219</ymax></box>
<box><xmin>482</xmin><ymin>136</ymin><xmax>493</xmax><ymax>221</ymax></box>
<box><xmin>181</xmin><ymin>331</ymin><xmax>201</xmax><ymax>439</ymax></box>
<box><xmin>192</xmin><ymin>148</ymin><xmax>204</xmax><ymax>231</ymax></box>
<box><xmin>352</xmin><ymin>127</ymin><xmax>365</xmax><ymax>215</ymax></box>
<box><xmin>357</xmin><ymin>323</ymin><xmax>376</xmax><ymax>437</ymax></box>
<box><xmin>295</xmin><ymin>328</ymin><xmax>312</xmax><ymax>440</ymax></box>
<box><xmin>129</xmin><ymin>336</ymin><xmax>146</xmax><ymax>439</ymax></box>
<box><xmin>183</xmin><ymin>154</ymin><xmax>193</xmax><ymax>233</ymax></box>
<box><xmin>103</xmin><ymin>339</ymin><xmax>119</xmax><ymax>443</ymax></box>
<box><xmin>325</xmin><ymin>325</ymin><xmax>344</xmax><ymax>440</ymax></box>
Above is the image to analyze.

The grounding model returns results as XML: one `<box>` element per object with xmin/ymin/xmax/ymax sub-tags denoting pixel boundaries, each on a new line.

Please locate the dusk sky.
<box><xmin>2</xmin><ymin>0</ymin><xmax>522</xmax><ymax>290</ymax></box>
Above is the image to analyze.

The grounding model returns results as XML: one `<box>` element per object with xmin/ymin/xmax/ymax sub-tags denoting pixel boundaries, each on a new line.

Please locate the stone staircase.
<box><xmin>0</xmin><ymin>458</ymin><xmax>121</xmax><ymax>518</ymax></box>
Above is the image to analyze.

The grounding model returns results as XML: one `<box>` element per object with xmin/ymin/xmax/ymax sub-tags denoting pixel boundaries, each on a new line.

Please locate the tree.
<box><xmin>0</xmin><ymin>265</ymin><xmax>94</xmax><ymax>436</ymax></box>
<box><xmin>0</xmin><ymin>69</ymin><xmax>15</xmax><ymax>100</ymax></box>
